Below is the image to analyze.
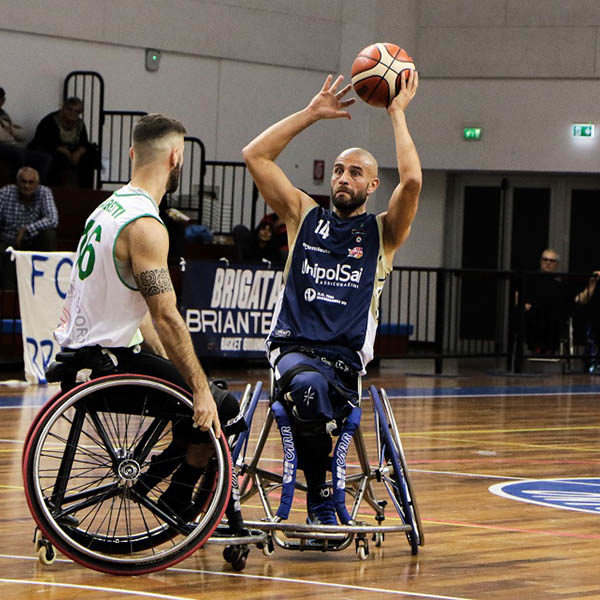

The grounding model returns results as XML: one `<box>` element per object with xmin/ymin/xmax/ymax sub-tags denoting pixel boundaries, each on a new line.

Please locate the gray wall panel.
<box><xmin>418</xmin><ymin>26</ymin><xmax>597</xmax><ymax>77</ymax></box>
<box><xmin>507</xmin><ymin>0</ymin><xmax>600</xmax><ymax>26</ymax></box>
<box><xmin>418</xmin><ymin>0</ymin><xmax>507</xmax><ymax>27</ymax></box>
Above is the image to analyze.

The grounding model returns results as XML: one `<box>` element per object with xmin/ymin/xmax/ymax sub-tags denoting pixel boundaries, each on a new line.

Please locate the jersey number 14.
<box><xmin>315</xmin><ymin>219</ymin><xmax>330</xmax><ymax>240</ymax></box>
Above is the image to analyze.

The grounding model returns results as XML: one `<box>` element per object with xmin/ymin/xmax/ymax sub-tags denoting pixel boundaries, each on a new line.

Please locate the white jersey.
<box><xmin>54</xmin><ymin>184</ymin><xmax>164</xmax><ymax>349</ymax></box>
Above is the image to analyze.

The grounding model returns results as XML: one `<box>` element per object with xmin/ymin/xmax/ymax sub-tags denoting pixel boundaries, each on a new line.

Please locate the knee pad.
<box><xmin>278</xmin><ymin>365</ymin><xmax>333</xmax><ymax>422</ymax></box>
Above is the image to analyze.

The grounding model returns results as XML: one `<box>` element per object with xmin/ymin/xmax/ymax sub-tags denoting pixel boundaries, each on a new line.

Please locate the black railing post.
<box><xmin>250</xmin><ymin>183</ymin><xmax>259</xmax><ymax>231</ymax></box>
<box><xmin>513</xmin><ymin>270</ymin><xmax>526</xmax><ymax>373</ymax></box>
<box><xmin>434</xmin><ymin>269</ymin><xmax>446</xmax><ymax>374</ymax></box>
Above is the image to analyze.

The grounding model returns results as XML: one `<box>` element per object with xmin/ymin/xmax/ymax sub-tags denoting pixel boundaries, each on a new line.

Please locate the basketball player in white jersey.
<box><xmin>55</xmin><ymin>114</ymin><xmax>243</xmax><ymax>525</ymax></box>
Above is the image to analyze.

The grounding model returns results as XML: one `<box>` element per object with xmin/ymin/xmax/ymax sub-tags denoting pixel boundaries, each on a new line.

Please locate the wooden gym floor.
<box><xmin>1</xmin><ymin>360</ymin><xmax>600</xmax><ymax>600</ymax></box>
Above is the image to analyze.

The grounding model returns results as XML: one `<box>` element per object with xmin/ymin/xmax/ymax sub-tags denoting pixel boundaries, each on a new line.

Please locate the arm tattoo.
<box><xmin>135</xmin><ymin>268</ymin><xmax>173</xmax><ymax>297</ymax></box>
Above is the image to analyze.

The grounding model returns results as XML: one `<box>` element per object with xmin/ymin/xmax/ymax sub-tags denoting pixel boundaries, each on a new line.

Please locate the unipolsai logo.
<box><xmin>304</xmin><ymin>288</ymin><xmax>317</xmax><ymax>302</ymax></box>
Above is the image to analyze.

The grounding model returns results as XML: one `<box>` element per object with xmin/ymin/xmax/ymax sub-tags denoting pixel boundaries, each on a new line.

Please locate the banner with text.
<box><xmin>13</xmin><ymin>250</ymin><xmax>74</xmax><ymax>383</ymax></box>
<box><xmin>182</xmin><ymin>261</ymin><xmax>284</xmax><ymax>358</ymax></box>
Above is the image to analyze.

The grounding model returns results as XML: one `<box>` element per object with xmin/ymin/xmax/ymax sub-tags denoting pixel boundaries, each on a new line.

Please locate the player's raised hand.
<box><xmin>388</xmin><ymin>69</ymin><xmax>418</xmax><ymax>115</ymax></box>
<box><xmin>307</xmin><ymin>75</ymin><xmax>356</xmax><ymax>120</ymax></box>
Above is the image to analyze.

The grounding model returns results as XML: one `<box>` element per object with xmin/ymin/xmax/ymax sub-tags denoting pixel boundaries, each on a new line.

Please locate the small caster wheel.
<box><xmin>231</xmin><ymin>546</ymin><xmax>249</xmax><ymax>571</ymax></box>
<box><xmin>373</xmin><ymin>531</ymin><xmax>384</xmax><ymax>547</ymax></box>
<box><xmin>262</xmin><ymin>537</ymin><xmax>274</xmax><ymax>556</ymax></box>
<box><xmin>37</xmin><ymin>541</ymin><xmax>56</xmax><ymax>565</ymax></box>
<box><xmin>355</xmin><ymin>537</ymin><xmax>369</xmax><ymax>561</ymax></box>
<box><xmin>223</xmin><ymin>546</ymin><xmax>234</xmax><ymax>563</ymax></box>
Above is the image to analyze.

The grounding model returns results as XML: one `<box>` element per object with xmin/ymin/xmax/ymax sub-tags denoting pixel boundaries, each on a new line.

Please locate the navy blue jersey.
<box><xmin>267</xmin><ymin>205</ymin><xmax>391</xmax><ymax>373</ymax></box>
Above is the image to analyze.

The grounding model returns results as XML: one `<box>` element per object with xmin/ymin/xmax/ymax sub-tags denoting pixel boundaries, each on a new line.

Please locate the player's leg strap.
<box><xmin>331</xmin><ymin>406</ymin><xmax>362</xmax><ymax>524</ymax></box>
<box><xmin>270</xmin><ymin>400</ymin><xmax>298</xmax><ymax>521</ymax></box>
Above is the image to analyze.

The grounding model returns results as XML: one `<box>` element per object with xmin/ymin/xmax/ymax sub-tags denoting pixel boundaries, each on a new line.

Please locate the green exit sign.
<box><xmin>572</xmin><ymin>124</ymin><xmax>594</xmax><ymax>138</ymax></box>
<box><xmin>463</xmin><ymin>127</ymin><xmax>482</xmax><ymax>141</ymax></box>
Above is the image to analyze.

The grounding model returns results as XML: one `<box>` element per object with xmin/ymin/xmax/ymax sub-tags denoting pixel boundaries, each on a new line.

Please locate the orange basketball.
<box><xmin>351</xmin><ymin>43</ymin><xmax>415</xmax><ymax>108</ymax></box>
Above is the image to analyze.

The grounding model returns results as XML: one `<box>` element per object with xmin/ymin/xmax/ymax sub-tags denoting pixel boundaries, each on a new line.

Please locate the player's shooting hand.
<box><xmin>388</xmin><ymin>69</ymin><xmax>418</xmax><ymax>115</ymax></box>
<box><xmin>192</xmin><ymin>388</ymin><xmax>221</xmax><ymax>438</ymax></box>
<box><xmin>307</xmin><ymin>74</ymin><xmax>356</xmax><ymax>120</ymax></box>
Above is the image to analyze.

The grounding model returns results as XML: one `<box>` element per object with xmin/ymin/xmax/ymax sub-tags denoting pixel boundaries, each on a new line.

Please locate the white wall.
<box><xmin>4</xmin><ymin>0</ymin><xmax>600</xmax><ymax>269</ymax></box>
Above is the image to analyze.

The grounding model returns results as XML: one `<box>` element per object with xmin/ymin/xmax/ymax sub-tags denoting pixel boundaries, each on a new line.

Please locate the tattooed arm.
<box><xmin>116</xmin><ymin>217</ymin><xmax>220</xmax><ymax>436</ymax></box>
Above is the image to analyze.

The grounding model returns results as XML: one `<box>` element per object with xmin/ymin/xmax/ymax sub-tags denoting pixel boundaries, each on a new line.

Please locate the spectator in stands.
<box><xmin>0</xmin><ymin>166</ymin><xmax>58</xmax><ymax>288</ymax></box>
<box><xmin>259</xmin><ymin>211</ymin><xmax>288</xmax><ymax>263</ymax></box>
<box><xmin>522</xmin><ymin>248</ymin><xmax>572</xmax><ymax>354</ymax></box>
<box><xmin>28</xmin><ymin>96</ymin><xmax>97</xmax><ymax>188</ymax></box>
<box><xmin>232</xmin><ymin>218</ymin><xmax>282</xmax><ymax>265</ymax></box>
<box><xmin>0</xmin><ymin>87</ymin><xmax>51</xmax><ymax>184</ymax></box>
<box><xmin>574</xmin><ymin>270</ymin><xmax>600</xmax><ymax>373</ymax></box>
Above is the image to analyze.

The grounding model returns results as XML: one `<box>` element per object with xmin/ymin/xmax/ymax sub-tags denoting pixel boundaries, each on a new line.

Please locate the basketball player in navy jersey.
<box><xmin>243</xmin><ymin>71</ymin><xmax>420</xmax><ymax>525</ymax></box>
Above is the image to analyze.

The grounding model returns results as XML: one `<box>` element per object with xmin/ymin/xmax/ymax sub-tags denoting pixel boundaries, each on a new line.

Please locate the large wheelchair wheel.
<box><xmin>370</xmin><ymin>386</ymin><xmax>424</xmax><ymax>555</ymax></box>
<box><xmin>22</xmin><ymin>374</ymin><xmax>231</xmax><ymax>575</ymax></box>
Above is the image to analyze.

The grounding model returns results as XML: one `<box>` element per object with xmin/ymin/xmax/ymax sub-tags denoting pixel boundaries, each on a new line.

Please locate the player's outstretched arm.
<box><xmin>381</xmin><ymin>70</ymin><xmax>422</xmax><ymax>264</ymax></box>
<box><xmin>125</xmin><ymin>218</ymin><xmax>221</xmax><ymax>437</ymax></box>
<box><xmin>243</xmin><ymin>75</ymin><xmax>355</xmax><ymax>232</ymax></box>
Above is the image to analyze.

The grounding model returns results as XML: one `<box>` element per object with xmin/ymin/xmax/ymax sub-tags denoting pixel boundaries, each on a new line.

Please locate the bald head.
<box><xmin>330</xmin><ymin>147</ymin><xmax>380</xmax><ymax>216</ymax></box>
<box><xmin>335</xmin><ymin>147</ymin><xmax>378</xmax><ymax>179</ymax></box>
<box><xmin>132</xmin><ymin>113</ymin><xmax>187</xmax><ymax>167</ymax></box>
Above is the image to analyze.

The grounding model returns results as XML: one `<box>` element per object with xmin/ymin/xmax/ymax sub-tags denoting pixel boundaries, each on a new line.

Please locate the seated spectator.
<box><xmin>0</xmin><ymin>167</ymin><xmax>58</xmax><ymax>288</ymax></box>
<box><xmin>0</xmin><ymin>86</ymin><xmax>51</xmax><ymax>184</ymax></box>
<box><xmin>522</xmin><ymin>248</ymin><xmax>572</xmax><ymax>354</ymax></box>
<box><xmin>28</xmin><ymin>96</ymin><xmax>97</xmax><ymax>188</ymax></box>
<box><xmin>232</xmin><ymin>219</ymin><xmax>282</xmax><ymax>265</ymax></box>
<box><xmin>257</xmin><ymin>211</ymin><xmax>288</xmax><ymax>263</ymax></box>
<box><xmin>574</xmin><ymin>270</ymin><xmax>600</xmax><ymax>373</ymax></box>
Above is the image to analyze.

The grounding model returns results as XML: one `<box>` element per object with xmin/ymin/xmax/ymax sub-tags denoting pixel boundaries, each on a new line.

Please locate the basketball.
<box><xmin>351</xmin><ymin>43</ymin><xmax>415</xmax><ymax>108</ymax></box>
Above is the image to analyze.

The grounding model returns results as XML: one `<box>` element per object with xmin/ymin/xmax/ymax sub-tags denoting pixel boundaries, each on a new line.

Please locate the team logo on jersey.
<box><xmin>347</xmin><ymin>246</ymin><xmax>363</xmax><ymax>259</ymax></box>
<box><xmin>274</xmin><ymin>328</ymin><xmax>291</xmax><ymax>338</ymax></box>
<box><xmin>489</xmin><ymin>478</ymin><xmax>600</xmax><ymax>514</ymax></box>
<box><xmin>304</xmin><ymin>288</ymin><xmax>317</xmax><ymax>302</ymax></box>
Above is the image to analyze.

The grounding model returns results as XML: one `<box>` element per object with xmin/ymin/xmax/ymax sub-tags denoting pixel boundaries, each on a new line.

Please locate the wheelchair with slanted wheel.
<box><xmin>21</xmin><ymin>349</ymin><xmax>265</xmax><ymax>575</ymax></box>
<box><xmin>231</xmin><ymin>371</ymin><xmax>424</xmax><ymax>561</ymax></box>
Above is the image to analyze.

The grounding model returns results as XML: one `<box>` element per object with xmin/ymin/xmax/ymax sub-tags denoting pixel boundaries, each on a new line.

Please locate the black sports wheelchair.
<box><xmin>22</xmin><ymin>348</ymin><xmax>265</xmax><ymax>575</ymax></box>
<box><xmin>232</xmin><ymin>365</ymin><xmax>424</xmax><ymax>561</ymax></box>
<box><xmin>22</xmin><ymin>349</ymin><xmax>423</xmax><ymax>574</ymax></box>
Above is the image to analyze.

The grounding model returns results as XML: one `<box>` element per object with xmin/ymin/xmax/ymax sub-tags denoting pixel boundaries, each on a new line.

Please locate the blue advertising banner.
<box><xmin>182</xmin><ymin>260</ymin><xmax>284</xmax><ymax>358</ymax></box>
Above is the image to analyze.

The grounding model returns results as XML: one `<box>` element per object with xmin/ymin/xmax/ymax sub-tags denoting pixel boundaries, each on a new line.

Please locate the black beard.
<box><xmin>331</xmin><ymin>187</ymin><xmax>368</xmax><ymax>213</ymax></box>
<box><xmin>166</xmin><ymin>164</ymin><xmax>181</xmax><ymax>194</ymax></box>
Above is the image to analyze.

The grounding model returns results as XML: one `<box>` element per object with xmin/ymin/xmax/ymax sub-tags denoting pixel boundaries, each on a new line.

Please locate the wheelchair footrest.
<box><xmin>244</xmin><ymin>519</ymin><xmax>411</xmax><ymax>535</ymax></box>
<box><xmin>209</xmin><ymin>524</ymin><xmax>268</xmax><ymax>545</ymax></box>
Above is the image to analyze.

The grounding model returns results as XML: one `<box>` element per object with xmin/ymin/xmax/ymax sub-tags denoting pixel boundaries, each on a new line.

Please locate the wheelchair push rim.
<box><xmin>23</xmin><ymin>374</ymin><xmax>232</xmax><ymax>575</ymax></box>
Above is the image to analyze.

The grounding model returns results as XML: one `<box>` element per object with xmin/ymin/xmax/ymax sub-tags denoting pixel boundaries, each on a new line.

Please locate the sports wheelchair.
<box><xmin>231</xmin><ymin>374</ymin><xmax>424</xmax><ymax>560</ymax></box>
<box><xmin>21</xmin><ymin>349</ymin><xmax>265</xmax><ymax>575</ymax></box>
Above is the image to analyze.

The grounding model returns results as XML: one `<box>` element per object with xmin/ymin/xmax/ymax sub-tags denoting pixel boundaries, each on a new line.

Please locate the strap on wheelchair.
<box><xmin>331</xmin><ymin>406</ymin><xmax>362</xmax><ymax>524</ymax></box>
<box><xmin>270</xmin><ymin>400</ymin><xmax>298</xmax><ymax>521</ymax></box>
<box><xmin>45</xmin><ymin>346</ymin><xmax>118</xmax><ymax>388</ymax></box>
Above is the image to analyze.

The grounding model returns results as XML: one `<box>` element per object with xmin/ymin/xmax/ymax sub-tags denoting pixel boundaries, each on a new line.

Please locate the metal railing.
<box><xmin>3</xmin><ymin>266</ymin><xmax>593</xmax><ymax>373</ymax></box>
<box><xmin>101</xmin><ymin>110</ymin><xmax>147</xmax><ymax>185</ymax></box>
<box><xmin>63</xmin><ymin>71</ymin><xmax>105</xmax><ymax>189</ymax></box>
<box><xmin>62</xmin><ymin>71</ymin><xmax>261</xmax><ymax>231</ymax></box>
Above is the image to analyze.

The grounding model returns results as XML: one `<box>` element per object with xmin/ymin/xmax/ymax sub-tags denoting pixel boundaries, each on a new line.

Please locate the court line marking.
<box><xmin>0</xmin><ymin>556</ymin><xmax>473</xmax><ymax>600</ymax></box>
<box><xmin>171</xmin><ymin>567</ymin><xmax>474</xmax><ymax>600</ymax></box>
<box><xmin>0</xmin><ymin>577</ymin><xmax>196</xmax><ymax>600</ymax></box>
<box><xmin>2</xmin><ymin>387</ymin><xmax>600</xmax><ymax>412</ymax></box>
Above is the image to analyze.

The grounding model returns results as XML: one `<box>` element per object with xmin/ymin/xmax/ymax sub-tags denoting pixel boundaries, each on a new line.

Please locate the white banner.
<box><xmin>13</xmin><ymin>250</ymin><xmax>74</xmax><ymax>383</ymax></box>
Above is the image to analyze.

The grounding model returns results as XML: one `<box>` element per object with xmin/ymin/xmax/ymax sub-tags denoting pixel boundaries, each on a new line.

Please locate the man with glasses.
<box><xmin>522</xmin><ymin>248</ymin><xmax>571</xmax><ymax>354</ymax></box>
<box><xmin>0</xmin><ymin>166</ymin><xmax>58</xmax><ymax>288</ymax></box>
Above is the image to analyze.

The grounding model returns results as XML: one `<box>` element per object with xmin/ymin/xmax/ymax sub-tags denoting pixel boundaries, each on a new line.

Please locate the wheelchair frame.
<box><xmin>231</xmin><ymin>378</ymin><xmax>424</xmax><ymax>560</ymax></box>
<box><xmin>22</xmin><ymin>373</ymin><xmax>233</xmax><ymax>575</ymax></box>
